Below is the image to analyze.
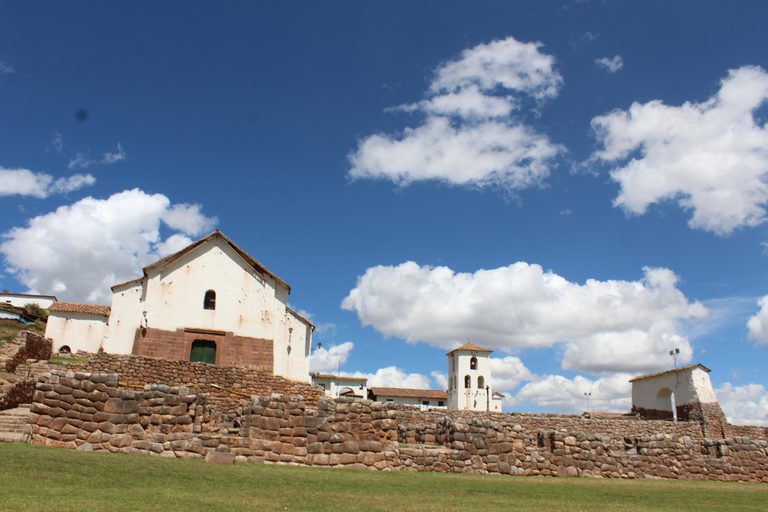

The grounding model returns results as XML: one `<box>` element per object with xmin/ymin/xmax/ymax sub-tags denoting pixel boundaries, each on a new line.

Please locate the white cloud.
<box><xmin>0</xmin><ymin>60</ymin><xmax>12</xmax><ymax>74</ymax></box>
<box><xmin>0</xmin><ymin>188</ymin><xmax>218</xmax><ymax>303</ymax></box>
<box><xmin>0</xmin><ymin>166</ymin><xmax>95</xmax><ymax>198</ymax></box>
<box><xmin>509</xmin><ymin>373</ymin><xmax>633</xmax><ymax>414</ymax></box>
<box><xmin>68</xmin><ymin>143</ymin><xmax>127</xmax><ymax>170</ymax></box>
<box><xmin>348</xmin><ymin>36</ymin><xmax>565</xmax><ymax>193</ymax></box>
<box><xmin>747</xmin><ymin>295</ymin><xmax>768</xmax><ymax>345</ymax></box>
<box><xmin>431</xmin><ymin>371</ymin><xmax>448</xmax><ymax>389</ymax></box>
<box><xmin>491</xmin><ymin>356</ymin><xmax>535</xmax><ymax>392</ymax></box>
<box><xmin>309</xmin><ymin>342</ymin><xmax>354</xmax><ymax>373</ymax></box>
<box><xmin>349</xmin><ymin>366</ymin><xmax>432</xmax><ymax>389</ymax></box>
<box><xmin>162</xmin><ymin>203</ymin><xmax>218</xmax><ymax>237</ymax></box>
<box><xmin>716</xmin><ymin>382</ymin><xmax>768</xmax><ymax>426</ymax></box>
<box><xmin>342</xmin><ymin>262</ymin><xmax>707</xmax><ymax>375</ymax></box>
<box><xmin>591</xmin><ymin>66</ymin><xmax>768</xmax><ymax>235</ymax></box>
<box><xmin>595</xmin><ymin>55</ymin><xmax>624</xmax><ymax>73</ymax></box>
<box><xmin>314</xmin><ymin>323</ymin><xmax>337</xmax><ymax>338</ymax></box>
<box><xmin>51</xmin><ymin>133</ymin><xmax>64</xmax><ymax>154</ymax></box>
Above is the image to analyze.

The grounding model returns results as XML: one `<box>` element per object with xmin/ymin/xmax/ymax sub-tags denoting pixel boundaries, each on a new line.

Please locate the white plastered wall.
<box><xmin>45</xmin><ymin>312</ymin><xmax>108</xmax><ymax>354</ymax></box>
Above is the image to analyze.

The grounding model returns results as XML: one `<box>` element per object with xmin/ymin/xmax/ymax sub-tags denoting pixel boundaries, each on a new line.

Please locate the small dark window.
<box><xmin>438</xmin><ymin>401</ymin><xmax>444</xmax><ymax>407</ymax></box>
<box><xmin>464</xmin><ymin>375</ymin><xmax>471</xmax><ymax>388</ymax></box>
<box><xmin>478</xmin><ymin>376</ymin><xmax>485</xmax><ymax>388</ymax></box>
<box><xmin>204</xmin><ymin>290</ymin><xmax>216</xmax><ymax>310</ymax></box>
<box><xmin>470</xmin><ymin>357</ymin><xmax>477</xmax><ymax>370</ymax></box>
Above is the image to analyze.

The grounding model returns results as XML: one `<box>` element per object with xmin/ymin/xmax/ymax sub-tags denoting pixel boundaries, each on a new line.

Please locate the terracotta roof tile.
<box><xmin>370</xmin><ymin>387</ymin><xmax>447</xmax><ymax>399</ymax></box>
<box><xmin>446</xmin><ymin>342</ymin><xmax>493</xmax><ymax>355</ymax></box>
<box><xmin>629</xmin><ymin>364</ymin><xmax>710</xmax><ymax>382</ymax></box>
<box><xmin>49</xmin><ymin>302</ymin><xmax>111</xmax><ymax>317</ymax></box>
<box><xmin>310</xmin><ymin>373</ymin><xmax>368</xmax><ymax>382</ymax></box>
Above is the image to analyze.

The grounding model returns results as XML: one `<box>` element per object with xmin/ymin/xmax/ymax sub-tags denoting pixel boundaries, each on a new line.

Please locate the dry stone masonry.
<box><xmin>28</xmin><ymin>369</ymin><xmax>768</xmax><ymax>483</ymax></box>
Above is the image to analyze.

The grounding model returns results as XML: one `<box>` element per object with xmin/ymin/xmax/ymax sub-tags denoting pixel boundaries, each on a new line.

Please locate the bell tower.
<box><xmin>446</xmin><ymin>342</ymin><xmax>496</xmax><ymax>411</ymax></box>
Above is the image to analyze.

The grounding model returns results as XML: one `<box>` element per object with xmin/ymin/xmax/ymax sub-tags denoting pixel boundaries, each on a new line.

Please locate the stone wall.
<box><xmin>131</xmin><ymin>327</ymin><xmax>274</xmax><ymax>368</ymax></box>
<box><xmin>0</xmin><ymin>331</ymin><xmax>52</xmax><ymax>374</ymax></box>
<box><xmin>65</xmin><ymin>351</ymin><xmax>322</xmax><ymax>411</ymax></box>
<box><xmin>27</xmin><ymin>370</ymin><xmax>768</xmax><ymax>483</ymax></box>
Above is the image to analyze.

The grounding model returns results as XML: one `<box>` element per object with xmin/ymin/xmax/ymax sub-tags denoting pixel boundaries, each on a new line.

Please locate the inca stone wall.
<box><xmin>65</xmin><ymin>351</ymin><xmax>322</xmax><ymax>411</ymax></box>
<box><xmin>0</xmin><ymin>331</ymin><xmax>52</xmax><ymax>374</ymax></box>
<box><xmin>28</xmin><ymin>370</ymin><xmax>768</xmax><ymax>483</ymax></box>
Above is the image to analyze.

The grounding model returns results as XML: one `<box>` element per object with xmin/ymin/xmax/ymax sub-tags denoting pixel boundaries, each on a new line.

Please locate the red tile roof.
<box><xmin>629</xmin><ymin>364</ymin><xmax>710</xmax><ymax>382</ymax></box>
<box><xmin>48</xmin><ymin>302</ymin><xmax>111</xmax><ymax>317</ymax></box>
<box><xmin>370</xmin><ymin>387</ymin><xmax>448</xmax><ymax>399</ymax></box>
<box><xmin>446</xmin><ymin>342</ymin><xmax>493</xmax><ymax>355</ymax></box>
<box><xmin>310</xmin><ymin>373</ymin><xmax>368</xmax><ymax>382</ymax></box>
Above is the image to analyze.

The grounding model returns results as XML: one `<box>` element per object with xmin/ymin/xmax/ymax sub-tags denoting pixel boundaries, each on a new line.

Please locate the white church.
<box><xmin>44</xmin><ymin>231</ymin><xmax>314</xmax><ymax>382</ymax></box>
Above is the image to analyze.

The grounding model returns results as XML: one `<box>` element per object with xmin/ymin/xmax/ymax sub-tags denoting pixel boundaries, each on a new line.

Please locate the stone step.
<box><xmin>0</xmin><ymin>407</ymin><xmax>30</xmax><ymax>442</ymax></box>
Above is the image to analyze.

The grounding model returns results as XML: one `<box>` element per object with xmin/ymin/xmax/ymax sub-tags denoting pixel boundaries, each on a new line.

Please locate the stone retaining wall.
<box><xmin>0</xmin><ymin>331</ymin><xmax>52</xmax><ymax>374</ymax></box>
<box><xmin>65</xmin><ymin>351</ymin><xmax>322</xmax><ymax>411</ymax></box>
<box><xmin>28</xmin><ymin>370</ymin><xmax>768</xmax><ymax>483</ymax></box>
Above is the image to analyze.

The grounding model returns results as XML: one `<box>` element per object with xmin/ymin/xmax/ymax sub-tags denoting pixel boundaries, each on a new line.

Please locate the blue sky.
<box><xmin>2</xmin><ymin>2</ymin><xmax>768</xmax><ymax>423</ymax></box>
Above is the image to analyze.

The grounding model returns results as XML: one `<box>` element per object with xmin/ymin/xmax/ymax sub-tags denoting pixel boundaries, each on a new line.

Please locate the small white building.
<box><xmin>310</xmin><ymin>373</ymin><xmax>368</xmax><ymax>399</ymax></box>
<box><xmin>447</xmin><ymin>342</ymin><xmax>503</xmax><ymax>412</ymax></box>
<box><xmin>47</xmin><ymin>303</ymin><xmax>111</xmax><ymax>353</ymax></box>
<box><xmin>0</xmin><ymin>292</ymin><xmax>58</xmax><ymax>309</ymax></box>
<box><xmin>368</xmin><ymin>387</ymin><xmax>448</xmax><ymax>409</ymax></box>
<box><xmin>44</xmin><ymin>231</ymin><xmax>314</xmax><ymax>382</ymax></box>
<box><xmin>630</xmin><ymin>364</ymin><xmax>720</xmax><ymax>422</ymax></box>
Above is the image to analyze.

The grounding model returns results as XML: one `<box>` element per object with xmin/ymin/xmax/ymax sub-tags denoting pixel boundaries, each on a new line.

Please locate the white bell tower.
<box><xmin>447</xmin><ymin>342</ymin><xmax>500</xmax><ymax>411</ymax></box>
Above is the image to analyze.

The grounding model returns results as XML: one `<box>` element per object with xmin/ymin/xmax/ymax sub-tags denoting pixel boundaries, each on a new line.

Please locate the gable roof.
<box><xmin>116</xmin><ymin>230</ymin><xmax>291</xmax><ymax>294</ymax></box>
<box><xmin>369</xmin><ymin>387</ymin><xmax>448</xmax><ymax>400</ymax></box>
<box><xmin>629</xmin><ymin>364</ymin><xmax>711</xmax><ymax>382</ymax></box>
<box><xmin>447</xmin><ymin>342</ymin><xmax>493</xmax><ymax>355</ymax></box>
<box><xmin>49</xmin><ymin>302</ymin><xmax>111</xmax><ymax>317</ymax></box>
<box><xmin>310</xmin><ymin>373</ymin><xmax>368</xmax><ymax>383</ymax></box>
<box><xmin>0</xmin><ymin>292</ymin><xmax>58</xmax><ymax>301</ymax></box>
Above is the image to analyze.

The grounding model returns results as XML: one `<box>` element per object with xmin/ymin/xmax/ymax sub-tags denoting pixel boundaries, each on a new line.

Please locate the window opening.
<box><xmin>190</xmin><ymin>339</ymin><xmax>216</xmax><ymax>364</ymax></box>
<box><xmin>470</xmin><ymin>357</ymin><xmax>477</xmax><ymax>370</ymax></box>
<box><xmin>464</xmin><ymin>375</ymin><xmax>471</xmax><ymax>388</ymax></box>
<box><xmin>478</xmin><ymin>376</ymin><xmax>485</xmax><ymax>389</ymax></box>
<box><xmin>204</xmin><ymin>290</ymin><xmax>216</xmax><ymax>310</ymax></box>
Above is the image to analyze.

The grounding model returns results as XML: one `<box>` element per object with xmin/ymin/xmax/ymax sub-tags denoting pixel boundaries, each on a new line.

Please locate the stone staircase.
<box><xmin>0</xmin><ymin>406</ymin><xmax>30</xmax><ymax>443</ymax></box>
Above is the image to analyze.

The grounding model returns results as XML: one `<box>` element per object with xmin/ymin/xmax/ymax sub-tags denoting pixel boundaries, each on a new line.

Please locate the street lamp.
<box><xmin>584</xmin><ymin>392</ymin><xmax>591</xmax><ymax>413</ymax></box>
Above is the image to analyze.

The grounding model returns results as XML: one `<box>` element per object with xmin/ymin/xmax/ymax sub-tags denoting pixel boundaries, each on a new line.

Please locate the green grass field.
<box><xmin>1</xmin><ymin>443</ymin><xmax>766</xmax><ymax>511</ymax></box>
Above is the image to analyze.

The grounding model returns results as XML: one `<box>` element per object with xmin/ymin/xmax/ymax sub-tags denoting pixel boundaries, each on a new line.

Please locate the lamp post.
<box><xmin>669</xmin><ymin>347</ymin><xmax>680</xmax><ymax>384</ymax></box>
<box><xmin>584</xmin><ymin>392</ymin><xmax>591</xmax><ymax>413</ymax></box>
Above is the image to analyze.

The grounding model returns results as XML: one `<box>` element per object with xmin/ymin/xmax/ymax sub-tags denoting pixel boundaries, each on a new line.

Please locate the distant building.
<box><xmin>0</xmin><ymin>292</ymin><xmax>57</xmax><ymax>309</ymax></box>
<box><xmin>447</xmin><ymin>342</ymin><xmax>503</xmax><ymax>412</ymax></box>
<box><xmin>368</xmin><ymin>387</ymin><xmax>447</xmax><ymax>409</ymax></box>
<box><xmin>311</xmin><ymin>373</ymin><xmax>368</xmax><ymax>399</ymax></box>
<box><xmin>43</xmin><ymin>231</ymin><xmax>314</xmax><ymax>382</ymax></box>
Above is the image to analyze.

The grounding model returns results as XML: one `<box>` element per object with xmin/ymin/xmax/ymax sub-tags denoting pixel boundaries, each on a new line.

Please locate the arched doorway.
<box><xmin>190</xmin><ymin>339</ymin><xmax>216</xmax><ymax>364</ymax></box>
<box><xmin>655</xmin><ymin>387</ymin><xmax>677</xmax><ymax>420</ymax></box>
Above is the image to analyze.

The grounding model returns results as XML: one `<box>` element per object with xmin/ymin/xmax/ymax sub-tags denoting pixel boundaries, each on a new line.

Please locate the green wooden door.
<box><xmin>190</xmin><ymin>340</ymin><xmax>216</xmax><ymax>364</ymax></box>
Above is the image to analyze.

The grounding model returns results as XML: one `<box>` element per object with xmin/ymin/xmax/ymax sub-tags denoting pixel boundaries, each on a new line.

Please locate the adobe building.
<box><xmin>44</xmin><ymin>231</ymin><xmax>314</xmax><ymax>382</ymax></box>
<box><xmin>630</xmin><ymin>364</ymin><xmax>729</xmax><ymax>437</ymax></box>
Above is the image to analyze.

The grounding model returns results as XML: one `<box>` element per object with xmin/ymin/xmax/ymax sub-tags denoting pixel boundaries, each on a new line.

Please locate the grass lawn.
<box><xmin>1</xmin><ymin>443</ymin><xmax>766</xmax><ymax>511</ymax></box>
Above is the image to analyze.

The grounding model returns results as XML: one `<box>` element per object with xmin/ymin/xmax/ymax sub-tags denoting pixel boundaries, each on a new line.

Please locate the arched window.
<box><xmin>464</xmin><ymin>375</ymin><xmax>471</xmax><ymax>388</ymax></box>
<box><xmin>470</xmin><ymin>356</ymin><xmax>477</xmax><ymax>370</ymax></box>
<box><xmin>204</xmin><ymin>290</ymin><xmax>216</xmax><ymax>310</ymax></box>
<box><xmin>478</xmin><ymin>376</ymin><xmax>485</xmax><ymax>389</ymax></box>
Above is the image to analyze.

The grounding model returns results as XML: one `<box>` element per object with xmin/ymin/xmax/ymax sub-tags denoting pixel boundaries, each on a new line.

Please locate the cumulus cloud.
<box><xmin>68</xmin><ymin>143</ymin><xmax>127</xmax><ymax>170</ymax></box>
<box><xmin>491</xmin><ymin>356</ymin><xmax>535</xmax><ymax>392</ymax></box>
<box><xmin>162</xmin><ymin>203</ymin><xmax>219</xmax><ymax>237</ymax></box>
<box><xmin>0</xmin><ymin>188</ymin><xmax>218</xmax><ymax>303</ymax></box>
<box><xmin>309</xmin><ymin>342</ymin><xmax>354</xmax><ymax>373</ymax></box>
<box><xmin>349</xmin><ymin>366</ymin><xmax>432</xmax><ymax>389</ymax></box>
<box><xmin>747</xmin><ymin>295</ymin><xmax>768</xmax><ymax>345</ymax></box>
<box><xmin>0</xmin><ymin>166</ymin><xmax>95</xmax><ymax>198</ymax></box>
<box><xmin>348</xmin><ymin>36</ymin><xmax>565</xmax><ymax>193</ymax></box>
<box><xmin>509</xmin><ymin>373</ymin><xmax>633</xmax><ymax>414</ymax></box>
<box><xmin>591</xmin><ymin>66</ymin><xmax>768</xmax><ymax>235</ymax></box>
<box><xmin>595</xmin><ymin>55</ymin><xmax>623</xmax><ymax>73</ymax></box>
<box><xmin>716</xmin><ymin>382</ymin><xmax>768</xmax><ymax>426</ymax></box>
<box><xmin>342</xmin><ymin>262</ymin><xmax>707</xmax><ymax>375</ymax></box>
